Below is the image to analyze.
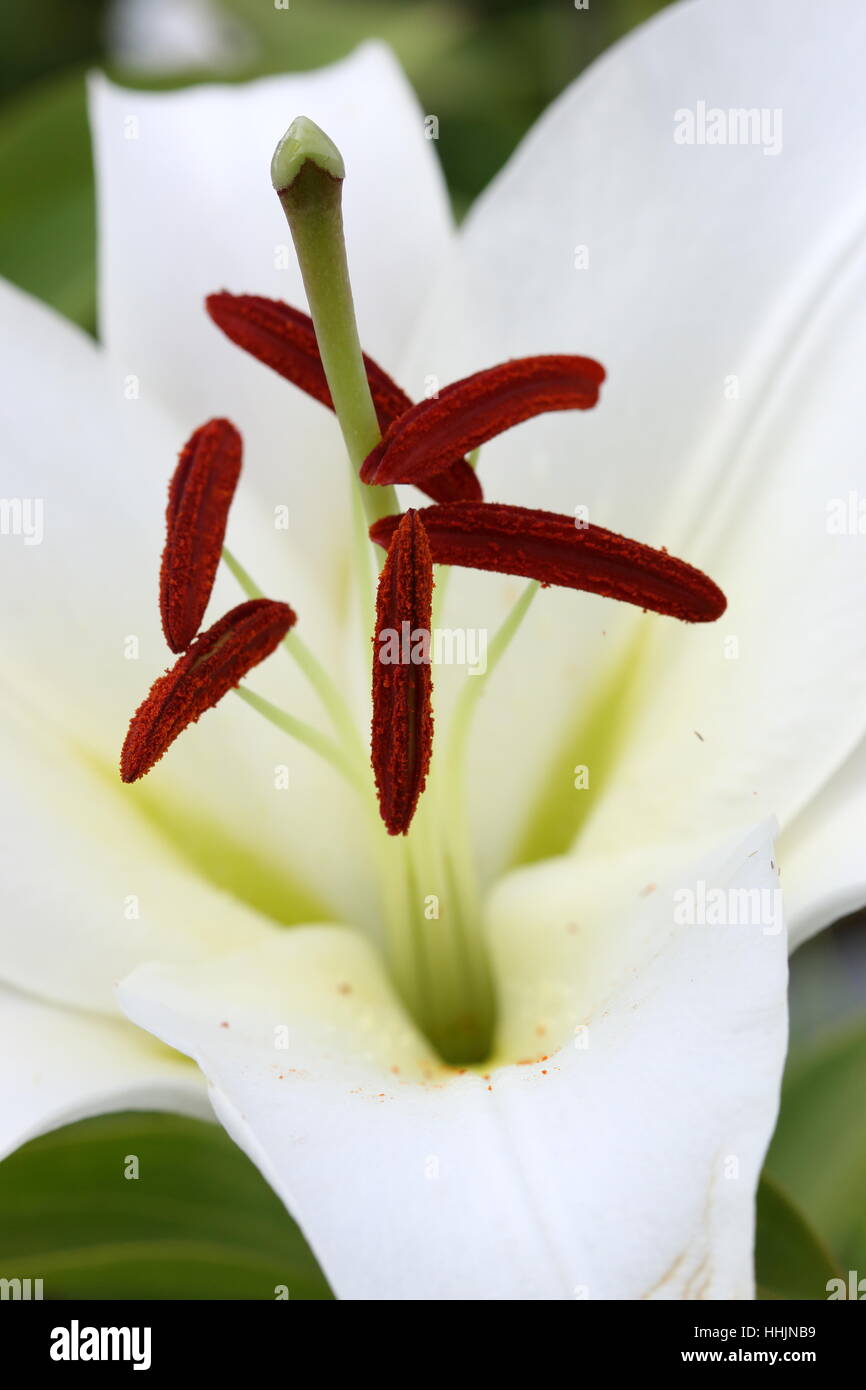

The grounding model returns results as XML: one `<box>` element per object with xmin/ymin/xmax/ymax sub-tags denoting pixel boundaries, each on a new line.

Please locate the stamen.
<box><xmin>360</xmin><ymin>355</ymin><xmax>606</xmax><ymax>489</ymax></box>
<box><xmin>370</xmin><ymin>503</ymin><xmax>726</xmax><ymax>623</ymax></box>
<box><xmin>371</xmin><ymin>510</ymin><xmax>435</xmax><ymax>835</ymax></box>
<box><xmin>121</xmin><ymin>599</ymin><xmax>295</xmax><ymax>782</ymax></box>
<box><xmin>160</xmin><ymin>418</ymin><xmax>242</xmax><ymax>653</ymax></box>
<box><xmin>206</xmin><ymin>293</ymin><xmax>480</xmax><ymax>504</ymax></box>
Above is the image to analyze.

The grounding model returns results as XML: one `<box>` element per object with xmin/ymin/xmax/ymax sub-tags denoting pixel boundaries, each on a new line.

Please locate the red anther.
<box><xmin>360</xmin><ymin>355</ymin><xmax>606</xmax><ymax>489</ymax></box>
<box><xmin>370</xmin><ymin>503</ymin><xmax>726</xmax><ymax>623</ymax></box>
<box><xmin>371</xmin><ymin>510</ymin><xmax>435</xmax><ymax>835</ymax></box>
<box><xmin>417</xmin><ymin>458</ymin><xmax>482</xmax><ymax>504</ymax></box>
<box><xmin>121</xmin><ymin>599</ymin><xmax>296</xmax><ymax>782</ymax></box>
<box><xmin>205</xmin><ymin>293</ymin><xmax>480</xmax><ymax>503</ymax></box>
<box><xmin>160</xmin><ymin>418</ymin><xmax>242</xmax><ymax>653</ymax></box>
<box><xmin>206</xmin><ymin>292</ymin><xmax>346</xmax><ymax>412</ymax></box>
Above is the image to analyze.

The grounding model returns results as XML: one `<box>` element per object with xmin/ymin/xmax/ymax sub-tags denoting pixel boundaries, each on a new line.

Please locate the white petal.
<box><xmin>403</xmin><ymin>0</ymin><xmax>866</xmax><ymax>878</ymax></box>
<box><xmin>0</xmin><ymin>983</ymin><xmax>209</xmax><ymax>1162</ymax></box>
<box><xmin>0</xmin><ymin>680</ymin><xmax>283</xmax><ymax>1014</ymax></box>
<box><xmin>0</xmin><ymin>277</ymin><xmax>169</xmax><ymax>741</ymax></box>
<box><xmin>118</xmin><ymin>826</ymin><xmax>787</xmax><ymax>1299</ymax></box>
<box><xmin>778</xmin><ymin>733</ymin><xmax>866</xmax><ymax>949</ymax></box>
<box><xmin>89</xmin><ymin>46</ymin><xmax>452</xmax><ymax>576</ymax></box>
<box><xmin>575</xmin><ymin>262</ymin><xmax>866</xmax><ymax>870</ymax></box>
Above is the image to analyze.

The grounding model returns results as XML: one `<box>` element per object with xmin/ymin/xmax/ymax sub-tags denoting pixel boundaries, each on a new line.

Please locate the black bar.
<box><xmin>0</xmin><ymin>1298</ymin><xmax>861</xmax><ymax>1373</ymax></box>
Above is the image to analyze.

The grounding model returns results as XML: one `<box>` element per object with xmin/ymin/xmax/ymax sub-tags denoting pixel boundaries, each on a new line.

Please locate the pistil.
<box><xmin>271</xmin><ymin>117</ymin><xmax>397</xmax><ymax>529</ymax></box>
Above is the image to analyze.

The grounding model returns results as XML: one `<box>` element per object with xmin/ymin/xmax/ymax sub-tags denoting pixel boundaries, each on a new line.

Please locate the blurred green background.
<box><xmin>0</xmin><ymin>0</ymin><xmax>680</xmax><ymax>332</ymax></box>
<box><xmin>1</xmin><ymin>0</ymin><xmax>864</xmax><ymax>1300</ymax></box>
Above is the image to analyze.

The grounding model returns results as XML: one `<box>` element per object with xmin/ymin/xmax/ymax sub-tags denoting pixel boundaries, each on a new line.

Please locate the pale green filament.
<box><xmin>431</xmin><ymin>581</ymin><xmax>541</xmax><ymax>1057</ymax></box>
<box><xmin>233</xmin><ymin>688</ymin><xmax>367</xmax><ymax>795</ymax></box>
<box><xmin>223</xmin><ymin>545</ymin><xmax>365</xmax><ymax>760</ymax></box>
<box><xmin>399</xmin><ymin>766</ymin><xmax>494</xmax><ymax>1063</ymax></box>
<box><xmin>444</xmin><ymin>581</ymin><xmax>540</xmax><ymax>802</ymax></box>
<box><xmin>221</xmin><ymin>544</ymin><xmax>260</xmax><ymax>598</ymax></box>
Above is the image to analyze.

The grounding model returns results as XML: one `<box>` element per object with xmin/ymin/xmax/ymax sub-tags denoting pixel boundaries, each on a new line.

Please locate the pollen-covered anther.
<box><xmin>121</xmin><ymin>599</ymin><xmax>296</xmax><ymax>783</ymax></box>
<box><xmin>160</xmin><ymin>418</ymin><xmax>242</xmax><ymax>653</ymax></box>
<box><xmin>371</xmin><ymin>509</ymin><xmax>435</xmax><ymax>836</ymax></box>
<box><xmin>371</xmin><ymin>503</ymin><xmax>726</xmax><ymax>623</ymax></box>
<box><xmin>206</xmin><ymin>292</ymin><xmax>481</xmax><ymax>504</ymax></box>
<box><xmin>360</xmin><ymin>354</ymin><xmax>606</xmax><ymax>490</ymax></box>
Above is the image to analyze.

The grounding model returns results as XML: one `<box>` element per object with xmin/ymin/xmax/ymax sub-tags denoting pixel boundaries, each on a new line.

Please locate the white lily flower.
<box><xmin>2</xmin><ymin>0</ymin><xmax>865</xmax><ymax>1300</ymax></box>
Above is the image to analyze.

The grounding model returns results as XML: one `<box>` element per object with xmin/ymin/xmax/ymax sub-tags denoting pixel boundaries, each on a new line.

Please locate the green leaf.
<box><xmin>0</xmin><ymin>1111</ymin><xmax>333</xmax><ymax>1299</ymax></box>
<box><xmin>219</xmin><ymin>0</ymin><xmax>469</xmax><ymax>77</ymax></box>
<box><xmin>765</xmin><ymin>1018</ymin><xmax>866</xmax><ymax>1273</ymax></box>
<box><xmin>0</xmin><ymin>68</ymin><xmax>96</xmax><ymax>330</ymax></box>
<box><xmin>0</xmin><ymin>0</ymin><xmax>106</xmax><ymax>104</ymax></box>
<box><xmin>755</xmin><ymin>1175</ymin><xmax>841</xmax><ymax>1300</ymax></box>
